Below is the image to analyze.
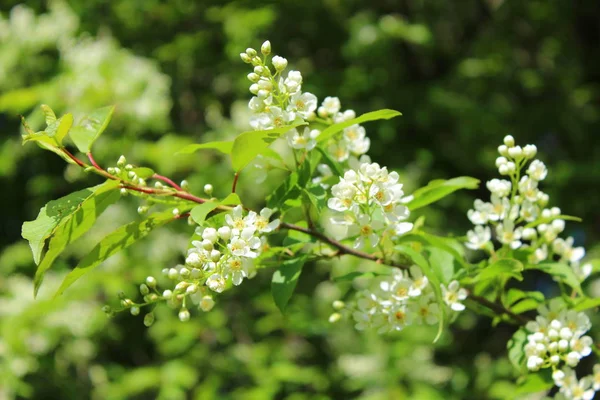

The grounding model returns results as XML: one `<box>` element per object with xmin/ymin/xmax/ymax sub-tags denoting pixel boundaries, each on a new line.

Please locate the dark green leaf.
<box><xmin>54</xmin><ymin>209</ymin><xmax>181</xmax><ymax>297</ymax></box>
<box><xmin>316</xmin><ymin>109</ymin><xmax>402</xmax><ymax>143</ymax></box>
<box><xmin>406</xmin><ymin>177</ymin><xmax>480</xmax><ymax>211</ymax></box>
<box><xmin>525</xmin><ymin>262</ymin><xmax>583</xmax><ymax>295</ymax></box>
<box><xmin>271</xmin><ymin>255</ymin><xmax>308</xmax><ymax>312</ymax></box>
<box><xmin>476</xmin><ymin>258</ymin><xmax>524</xmax><ymax>282</ymax></box>
<box><xmin>70</xmin><ymin>105</ymin><xmax>115</xmax><ymax>153</ymax></box>
<box><xmin>33</xmin><ymin>180</ymin><xmax>121</xmax><ymax>296</ymax></box>
<box><xmin>507</xmin><ymin>328</ymin><xmax>528</xmax><ymax>372</ymax></box>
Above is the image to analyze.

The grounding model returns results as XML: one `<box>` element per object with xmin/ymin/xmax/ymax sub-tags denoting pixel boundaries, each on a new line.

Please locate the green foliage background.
<box><xmin>1</xmin><ymin>1</ymin><xmax>599</xmax><ymax>399</ymax></box>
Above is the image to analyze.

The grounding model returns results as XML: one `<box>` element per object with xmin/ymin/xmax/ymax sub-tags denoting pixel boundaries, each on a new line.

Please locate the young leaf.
<box><xmin>55</xmin><ymin>113</ymin><xmax>74</xmax><ymax>145</ymax></box>
<box><xmin>40</xmin><ymin>104</ymin><xmax>57</xmax><ymax>126</ymax></box>
<box><xmin>21</xmin><ymin>131</ymin><xmax>76</xmax><ymax>165</ymax></box>
<box><xmin>507</xmin><ymin>328</ymin><xmax>528</xmax><ymax>372</ymax></box>
<box><xmin>220</xmin><ymin>193</ymin><xmax>241</xmax><ymax>206</ymax></box>
<box><xmin>190</xmin><ymin>202</ymin><xmax>219</xmax><ymax>225</ymax></box>
<box><xmin>406</xmin><ymin>177</ymin><xmax>480</xmax><ymax>211</ymax></box>
<box><xmin>231</xmin><ymin>123</ymin><xmax>306</xmax><ymax>171</ymax></box>
<box><xmin>395</xmin><ymin>244</ymin><xmax>445</xmax><ymax>342</ymax></box>
<box><xmin>176</xmin><ymin>140</ymin><xmax>234</xmax><ymax>155</ymax></box>
<box><xmin>525</xmin><ymin>262</ymin><xmax>583</xmax><ymax>295</ymax></box>
<box><xmin>70</xmin><ymin>105</ymin><xmax>115</xmax><ymax>153</ymax></box>
<box><xmin>271</xmin><ymin>254</ymin><xmax>308</xmax><ymax>312</ymax></box>
<box><xmin>22</xmin><ymin>187</ymin><xmax>99</xmax><ymax>265</ymax></box>
<box><xmin>315</xmin><ymin>146</ymin><xmax>344</xmax><ymax>177</ymax></box>
<box><xmin>316</xmin><ymin>109</ymin><xmax>402</xmax><ymax>143</ymax></box>
<box><xmin>476</xmin><ymin>258</ymin><xmax>524</xmax><ymax>282</ymax></box>
<box><xmin>33</xmin><ymin>180</ymin><xmax>121</xmax><ymax>297</ymax></box>
<box><xmin>514</xmin><ymin>370</ymin><xmax>554</xmax><ymax>394</ymax></box>
<box><xmin>54</xmin><ymin>208</ymin><xmax>182</xmax><ymax>297</ymax></box>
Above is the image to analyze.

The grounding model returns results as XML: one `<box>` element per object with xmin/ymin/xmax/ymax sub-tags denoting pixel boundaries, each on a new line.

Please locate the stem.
<box><xmin>232</xmin><ymin>172</ymin><xmax>240</xmax><ymax>194</ymax></box>
<box><xmin>63</xmin><ymin>148</ymin><xmax>87</xmax><ymax>168</ymax></box>
<box><xmin>153</xmin><ymin>174</ymin><xmax>183</xmax><ymax>191</ymax></box>
<box><xmin>468</xmin><ymin>293</ymin><xmax>530</xmax><ymax>324</ymax></box>
<box><xmin>87</xmin><ymin>152</ymin><xmax>102</xmax><ymax>170</ymax></box>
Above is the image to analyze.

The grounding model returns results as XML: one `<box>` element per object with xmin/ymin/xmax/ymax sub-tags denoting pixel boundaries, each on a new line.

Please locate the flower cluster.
<box><xmin>466</xmin><ymin>135</ymin><xmax>591</xmax><ymax>281</ymax></box>
<box><xmin>327</xmin><ymin>160</ymin><xmax>413</xmax><ymax>249</ymax></box>
<box><xmin>522</xmin><ymin>300</ymin><xmax>599</xmax><ymax>399</ymax></box>
<box><xmin>241</xmin><ymin>41</ymin><xmax>320</xmax><ymax>151</ymax></box>
<box><xmin>317</xmin><ymin>96</ymin><xmax>371</xmax><ymax>162</ymax></box>
<box><xmin>338</xmin><ymin>268</ymin><xmax>466</xmax><ymax>333</ymax></box>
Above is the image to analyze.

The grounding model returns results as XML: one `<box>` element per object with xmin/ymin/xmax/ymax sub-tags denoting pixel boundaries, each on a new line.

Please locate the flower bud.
<box><xmin>178</xmin><ymin>308</ymin><xmax>191</xmax><ymax>322</ymax></box>
<box><xmin>125</xmin><ymin>164</ymin><xmax>133</xmax><ymax>170</ymax></box>
<box><xmin>251</xmin><ymin>56</ymin><xmax>262</xmax><ymax>66</ymax></box>
<box><xmin>168</xmin><ymin>267</ymin><xmax>179</xmax><ymax>280</ymax></box>
<box><xmin>204</xmin><ymin>184</ymin><xmax>213</xmax><ymax>195</ymax></box>
<box><xmin>333</xmin><ymin>300</ymin><xmax>345</xmax><ymax>310</ymax></box>
<box><xmin>162</xmin><ymin>290</ymin><xmax>173</xmax><ymax>299</ymax></box>
<box><xmin>505</xmin><ymin>162</ymin><xmax>516</xmax><ymax>174</ymax></box>
<box><xmin>508</xmin><ymin>146</ymin><xmax>523</xmax><ymax>159</ymax></box>
<box><xmin>254</xmin><ymin>66</ymin><xmax>265</xmax><ymax>75</ymax></box>
<box><xmin>498</xmin><ymin>164</ymin><xmax>509</xmax><ymax>175</ymax></box>
<box><xmin>218</xmin><ymin>226</ymin><xmax>231</xmax><ymax>241</ymax></box>
<box><xmin>172</xmin><ymin>208</ymin><xmax>180</xmax><ymax>216</ymax></box>
<box><xmin>146</xmin><ymin>276</ymin><xmax>157</xmax><ymax>288</ymax></box>
<box><xmin>503</xmin><ymin>135</ymin><xmax>515</xmax><ymax>147</ymax></box>
<box><xmin>139</xmin><ymin>284</ymin><xmax>150</xmax><ymax>295</ymax></box>
<box><xmin>328</xmin><ymin>313</ymin><xmax>341</xmax><ymax>323</ymax></box>
<box><xmin>186</xmin><ymin>284</ymin><xmax>198</xmax><ymax>294</ymax></box>
<box><xmin>272</xmin><ymin>55</ymin><xmax>288</xmax><ymax>71</ymax></box>
<box><xmin>210</xmin><ymin>249</ymin><xmax>221</xmax><ymax>262</ymax></box>
<box><xmin>202</xmin><ymin>228</ymin><xmax>218</xmax><ymax>243</ymax></box>
<box><xmin>179</xmin><ymin>267</ymin><xmax>190</xmax><ymax>278</ymax></box>
<box><xmin>143</xmin><ymin>312</ymin><xmax>155</xmax><ymax>327</ymax></box>
<box><xmin>102</xmin><ymin>305</ymin><xmax>112</xmax><ymax>314</ymax></box>
<box><xmin>117</xmin><ymin>155</ymin><xmax>126</xmax><ymax>167</ymax></box>
<box><xmin>245</xmin><ymin>48</ymin><xmax>257</xmax><ymax>58</ymax></box>
<box><xmin>201</xmin><ymin>239</ymin><xmax>214</xmax><ymax>251</ymax></box>
<box><xmin>247</xmin><ymin>72</ymin><xmax>260</xmax><ymax>82</ymax></box>
<box><xmin>137</xmin><ymin>205</ymin><xmax>148</xmax><ymax>215</ymax></box>
<box><xmin>240</xmin><ymin>53</ymin><xmax>251</xmax><ymax>63</ymax></box>
<box><xmin>495</xmin><ymin>157</ymin><xmax>508</xmax><ymax>168</ymax></box>
<box><xmin>261</xmin><ymin>40</ymin><xmax>271</xmax><ymax>55</ymax></box>
<box><xmin>498</xmin><ymin>144</ymin><xmax>509</xmax><ymax>157</ymax></box>
<box><xmin>249</xmin><ymin>84</ymin><xmax>259</xmax><ymax>94</ymax></box>
<box><xmin>523</xmin><ymin>144</ymin><xmax>537</xmax><ymax>158</ymax></box>
<box><xmin>130</xmin><ymin>306</ymin><xmax>140</xmax><ymax>316</ymax></box>
<box><xmin>558</xmin><ymin>339</ymin><xmax>569</xmax><ymax>351</ymax></box>
<box><xmin>120</xmin><ymin>188</ymin><xmax>128</xmax><ymax>196</ymax></box>
<box><xmin>190</xmin><ymin>268</ymin><xmax>202</xmax><ymax>279</ymax></box>
<box><xmin>180</xmin><ymin>180</ymin><xmax>189</xmax><ymax>191</ymax></box>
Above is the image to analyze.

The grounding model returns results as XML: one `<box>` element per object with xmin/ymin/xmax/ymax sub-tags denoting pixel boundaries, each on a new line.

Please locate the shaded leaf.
<box><xmin>525</xmin><ymin>262</ymin><xmax>583</xmax><ymax>295</ymax></box>
<box><xmin>477</xmin><ymin>258</ymin><xmax>524</xmax><ymax>282</ymax></box>
<box><xmin>271</xmin><ymin>255</ymin><xmax>308</xmax><ymax>312</ymax></box>
<box><xmin>70</xmin><ymin>105</ymin><xmax>115</xmax><ymax>153</ymax></box>
<box><xmin>507</xmin><ymin>328</ymin><xmax>528</xmax><ymax>372</ymax></box>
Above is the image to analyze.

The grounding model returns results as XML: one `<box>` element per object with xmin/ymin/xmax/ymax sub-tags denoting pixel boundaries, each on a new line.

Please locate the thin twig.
<box><xmin>153</xmin><ymin>174</ymin><xmax>183</xmax><ymax>191</ymax></box>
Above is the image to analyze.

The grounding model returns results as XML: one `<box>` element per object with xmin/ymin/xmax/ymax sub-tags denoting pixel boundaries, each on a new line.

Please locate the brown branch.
<box><xmin>63</xmin><ymin>148</ymin><xmax>87</xmax><ymax>167</ymax></box>
<box><xmin>279</xmin><ymin>222</ymin><xmax>530</xmax><ymax>325</ymax></box>
<box><xmin>232</xmin><ymin>172</ymin><xmax>240</xmax><ymax>194</ymax></box>
<box><xmin>87</xmin><ymin>152</ymin><xmax>102</xmax><ymax>170</ymax></box>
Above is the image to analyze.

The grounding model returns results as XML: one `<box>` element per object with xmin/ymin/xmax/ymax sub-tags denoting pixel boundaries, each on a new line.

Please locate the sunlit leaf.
<box><xmin>316</xmin><ymin>109</ymin><xmax>402</xmax><ymax>143</ymax></box>
<box><xmin>406</xmin><ymin>177</ymin><xmax>480</xmax><ymax>211</ymax></box>
<box><xmin>176</xmin><ymin>140</ymin><xmax>234</xmax><ymax>155</ymax></box>
<box><xmin>70</xmin><ymin>105</ymin><xmax>115</xmax><ymax>153</ymax></box>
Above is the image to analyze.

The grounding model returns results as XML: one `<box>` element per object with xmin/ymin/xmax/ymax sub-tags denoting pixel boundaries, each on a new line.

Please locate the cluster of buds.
<box><xmin>327</xmin><ymin>161</ymin><xmax>413</xmax><ymax>249</ymax></box>
<box><xmin>466</xmin><ymin>135</ymin><xmax>591</xmax><ymax>281</ymax></box>
<box><xmin>333</xmin><ymin>267</ymin><xmax>466</xmax><ymax>334</ymax></box>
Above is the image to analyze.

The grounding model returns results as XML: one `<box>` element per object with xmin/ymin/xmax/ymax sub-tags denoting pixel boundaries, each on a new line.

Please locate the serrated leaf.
<box><xmin>33</xmin><ymin>180</ymin><xmax>121</xmax><ymax>297</ymax></box>
<box><xmin>22</xmin><ymin>188</ymin><xmax>98</xmax><ymax>265</ymax></box>
<box><xmin>525</xmin><ymin>262</ymin><xmax>583</xmax><ymax>295</ymax></box>
<box><xmin>176</xmin><ymin>140</ymin><xmax>234</xmax><ymax>155</ymax></box>
<box><xmin>271</xmin><ymin>255</ymin><xmax>308</xmax><ymax>312</ymax></box>
<box><xmin>316</xmin><ymin>109</ymin><xmax>402</xmax><ymax>143</ymax></box>
<box><xmin>395</xmin><ymin>244</ymin><xmax>445</xmax><ymax>342</ymax></box>
<box><xmin>54</xmin><ymin>209</ymin><xmax>181</xmax><ymax>297</ymax></box>
<box><xmin>231</xmin><ymin>123</ymin><xmax>306</xmax><ymax>171</ymax></box>
<box><xmin>190</xmin><ymin>202</ymin><xmax>219</xmax><ymax>224</ymax></box>
<box><xmin>406</xmin><ymin>177</ymin><xmax>480</xmax><ymax>211</ymax></box>
<box><xmin>70</xmin><ymin>105</ymin><xmax>115</xmax><ymax>153</ymax></box>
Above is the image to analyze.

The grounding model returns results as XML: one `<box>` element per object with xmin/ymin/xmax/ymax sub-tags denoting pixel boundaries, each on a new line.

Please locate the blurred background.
<box><xmin>1</xmin><ymin>1</ymin><xmax>599</xmax><ymax>399</ymax></box>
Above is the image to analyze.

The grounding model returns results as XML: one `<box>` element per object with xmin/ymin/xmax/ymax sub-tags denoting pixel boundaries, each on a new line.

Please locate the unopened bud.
<box><xmin>130</xmin><ymin>306</ymin><xmax>140</xmax><ymax>316</ymax></box>
<box><xmin>179</xmin><ymin>308</ymin><xmax>191</xmax><ymax>322</ymax></box>
<box><xmin>203</xmin><ymin>184</ymin><xmax>213</xmax><ymax>195</ymax></box>
<box><xmin>503</xmin><ymin>135</ymin><xmax>515</xmax><ymax>147</ymax></box>
<box><xmin>261</xmin><ymin>40</ymin><xmax>271</xmax><ymax>55</ymax></box>
<box><xmin>139</xmin><ymin>284</ymin><xmax>150</xmax><ymax>295</ymax></box>
<box><xmin>247</xmin><ymin>72</ymin><xmax>260</xmax><ymax>82</ymax></box>
<box><xmin>143</xmin><ymin>312</ymin><xmax>155</xmax><ymax>327</ymax></box>
<box><xmin>117</xmin><ymin>155</ymin><xmax>126</xmax><ymax>167</ymax></box>
<box><xmin>137</xmin><ymin>206</ymin><xmax>148</xmax><ymax>215</ymax></box>
<box><xmin>180</xmin><ymin>180</ymin><xmax>189</xmax><ymax>191</ymax></box>
<box><xmin>329</xmin><ymin>313</ymin><xmax>342</xmax><ymax>323</ymax></box>
<box><xmin>498</xmin><ymin>145</ymin><xmax>509</xmax><ymax>157</ymax></box>
<box><xmin>146</xmin><ymin>276</ymin><xmax>157</xmax><ymax>288</ymax></box>
<box><xmin>332</xmin><ymin>300</ymin><xmax>345</xmax><ymax>310</ymax></box>
<box><xmin>240</xmin><ymin>52</ymin><xmax>252</xmax><ymax>63</ymax></box>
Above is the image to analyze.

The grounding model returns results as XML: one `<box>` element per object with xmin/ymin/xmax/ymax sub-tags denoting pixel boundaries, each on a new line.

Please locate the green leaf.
<box><xmin>573</xmin><ymin>297</ymin><xmax>600</xmax><ymax>311</ymax></box>
<box><xmin>515</xmin><ymin>370</ymin><xmax>554</xmax><ymax>394</ymax></box>
<box><xmin>40</xmin><ymin>104</ymin><xmax>57</xmax><ymax>126</ymax></box>
<box><xmin>525</xmin><ymin>262</ymin><xmax>583</xmax><ymax>295</ymax></box>
<box><xmin>476</xmin><ymin>258</ymin><xmax>524</xmax><ymax>282</ymax></box>
<box><xmin>271</xmin><ymin>255</ymin><xmax>308</xmax><ymax>312</ymax></box>
<box><xmin>190</xmin><ymin>202</ymin><xmax>220</xmax><ymax>225</ymax></box>
<box><xmin>395</xmin><ymin>244</ymin><xmax>445</xmax><ymax>342</ymax></box>
<box><xmin>415</xmin><ymin>231</ymin><xmax>469</xmax><ymax>270</ymax></box>
<box><xmin>507</xmin><ymin>328</ymin><xmax>528</xmax><ymax>372</ymax></box>
<box><xmin>333</xmin><ymin>271</ymin><xmax>382</xmax><ymax>282</ymax></box>
<box><xmin>22</xmin><ymin>188</ymin><xmax>99</xmax><ymax>265</ymax></box>
<box><xmin>231</xmin><ymin>123</ymin><xmax>306</xmax><ymax>171</ymax></box>
<box><xmin>220</xmin><ymin>193</ymin><xmax>241</xmax><ymax>206</ymax></box>
<box><xmin>524</xmin><ymin>214</ymin><xmax>582</xmax><ymax>229</ymax></box>
<box><xmin>131</xmin><ymin>167</ymin><xmax>155</xmax><ymax>179</ymax></box>
<box><xmin>70</xmin><ymin>105</ymin><xmax>115</xmax><ymax>153</ymax></box>
<box><xmin>267</xmin><ymin>171</ymin><xmax>301</xmax><ymax>211</ymax></box>
<box><xmin>504</xmin><ymin>289</ymin><xmax>545</xmax><ymax>314</ymax></box>
<box><xmin>426</xmin><ymin>247</ymin><xmax>455</xmax><ymax>284</ymax></box>
<box><xmin>406</xmin><ymin>177</ymin><xmax>480</xmax><ymax>211</ymax></box>
<box><xmin>33</xmin><ymin>180</ymin><xmax>121</xmax><ymax>297</ymax></box>
<box><xmin>21</xmin><ymin>131</ymin><xmax>76</xmax><ymax>165</ymax></box>
<box><xmin>54</xmin><ymin>209</ymin><xmax>181</xmax><ymax>297</ymax></box>
<box><xmin>314</xmin><ymin>146</ymin><xmax>344</xmax><ymax>177</ymax></box>
<box><xmin>55</xmin><ymin>113</ymin><xmax>74</xmax><ymax>145</ymax></box>
<box><xmin>176</xmin><ymin>140</ymin><xmax>234</xmax><ymax>155</ymax></box>
<box><xmin>316</xmin><ymin>109</ymin><xmax>402</xmax><ymax>143</ymax></box>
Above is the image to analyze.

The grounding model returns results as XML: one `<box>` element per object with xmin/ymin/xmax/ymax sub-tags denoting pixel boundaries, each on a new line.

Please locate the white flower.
<box><xmin>518</xmin><ymin>176</ymin><xmax>540</xmax><ymax>202</ymax></box>
<box><xmin>199</xmin><ymin>296</ymin><xmax>215</xmax><ymax>312</ymax></box>
<box><xmin>228</xmin><ymin>227</ymin><xmax>261</xmax><ymax>258</ymax></box>
<box><xmin>466</xmin><ymin>225</ymin><xmax>491</xmax><ymax>250</ymax></box>
<box><xmin>527</xmin><ymin>160</ymin><xmax>548</xmax><ymax>181</ymax></box>
<box><xmin>222</xmin><ymin>255</ymin><xmax>253</xmax><ymax>285</ymax></box>
<box><xmin>441</xmin><ymin>280</ymin><xmax>467</xmax><ymax>312</ymax></box>
<box><xmin>354</xmin><ymin>214</ymin><xmax>384</xmax><ymax>249</ymax></box>
<box><xmin>496</xmin><ymin>220</ymin><xmax>523</xmax><ymax>249</ymax></box>
<box><xmin>565</xmin><ymin>376</ymin><xmax>595</xmax><ymax>400</ymax></box>
<box><xmin>320</xmin><ymin>96</ymin><xmax>341</xmax><ymax>115</ymax></box>
<box><xmin>570</xmin><ymin>335</ymin><xmax>593</xmax><ymax>358</ymax></box>
<box><xmin>206</xmin><ymin>273</ymin><xmax>226</xmax><ymax>293</ymax></box>
<box><xmin>328</xmin><ymin>141</ymin><xmax>350</xmax><ymax>162</ymax></box>
<box><xmin>253</xmin><ymin>207</ymin><xmax>280</xmax><ymax>233</ymax></box>
<box><xmin>289</xmin><ymin>92</ymin><xmax>317</xmax><ymax>119</ymax></box>
<box><xmin>486</xmin><ymin>179</ymin><xmax>512</xmax><ymax>197</ymax></box>
<box><xmin>410</xmin><ymin>296</ymin><xmax>439</xmax><ymax>325</ymax></box>
<box><xmin>380</xmin><ymin>275</ymin><xmax>412</xmax><ymax>302</ymax></box>
<box><xmin>467</xmin><ymin>199</ymin><xmax>493</xmax><ymax>225</ymax></box>
<box><xmin>519</xmin><ymin>200</ymin><xmax>539</xmax><ymax>222</ymax></box>
<box><xmin>387</xmin><ymin>304</ymin><xmax>413</xmax><ymax>331</ymax></box>
<box><xmin>284</xmin><ymin>70</ymin><xmax>303</xmax><ymax>93</ymax></box>
<box><xmin>408</xmin><ymin>266</ymin><xmax>429</xmax><ymax>296</ymax></box>
<box><xmin>526</xmin><ymin>355</ymin><xmax>544</xmax><ymax>371</ymax></box>
<box><xmin>553</xmin><ymin>237</ymin><xmax>585</xmax><ymax>264</ymax></box>
<box><xmin>286</xmin><ymin>127</ymin><xmax>320</xmax><ymax>150</ymax></box>
<box><xmin>225</xmin><ymin>205</ymin><xmax>253</xmax><ymax>230</ymax></box>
